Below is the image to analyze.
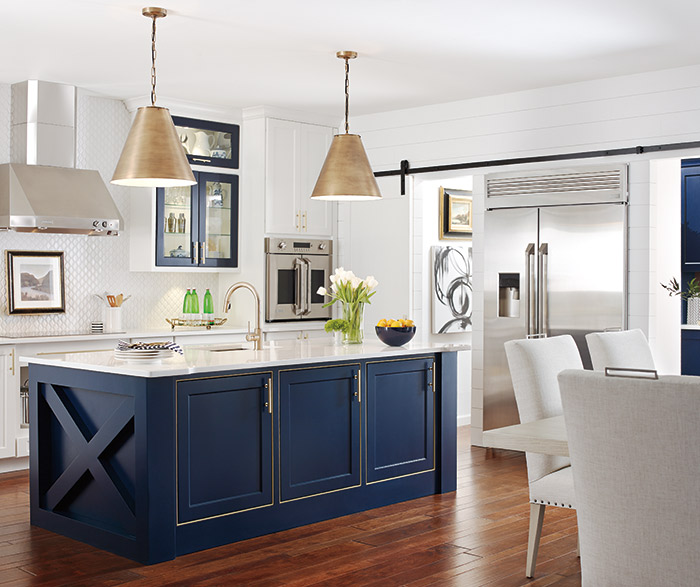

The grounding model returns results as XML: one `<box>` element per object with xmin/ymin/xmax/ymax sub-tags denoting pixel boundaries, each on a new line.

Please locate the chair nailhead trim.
<box><xmin>531</xmin><ymin>499</ymin><xmax>574</xmax><ymax>509</ymax></box>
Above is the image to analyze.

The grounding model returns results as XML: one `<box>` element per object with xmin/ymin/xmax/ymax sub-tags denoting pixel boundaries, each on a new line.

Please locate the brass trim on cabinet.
<box><xmin>364</xmin><ymin>356</ymin><xmax>437</xmax><ymax>485</ymax></box>
<box><xmin>175</xmin><ymin>370</ymin><xmax>275</xmax><ymax>527</ymax></box>
<box><xmin>278</xmin><ymin>363</ymin><xmax>363</xmax><ymax>504</ymax></box>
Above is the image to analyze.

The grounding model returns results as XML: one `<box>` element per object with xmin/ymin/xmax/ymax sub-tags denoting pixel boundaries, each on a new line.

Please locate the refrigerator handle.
<box><xmin>538</xmin><ymin>243</ymin><xmax>549</xmax><ymax>335</ymax></box>
<box><xmin>525</xmin><ymin>243</ymin><xmax>536</xmax><ymax>336</ymax></box>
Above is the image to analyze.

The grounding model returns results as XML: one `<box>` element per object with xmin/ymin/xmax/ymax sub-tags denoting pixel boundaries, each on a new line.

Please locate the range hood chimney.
<box><xmin>0</xmin><ymin>80</ymin><xmax>123</xmax><ymax>235</ymax></box>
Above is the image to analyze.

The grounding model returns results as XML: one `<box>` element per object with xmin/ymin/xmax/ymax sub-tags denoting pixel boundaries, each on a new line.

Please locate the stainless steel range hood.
<box><xmin>0</xmin><ymin>81</ymin><xmax>123</xmax><ymax>235</ymax></box>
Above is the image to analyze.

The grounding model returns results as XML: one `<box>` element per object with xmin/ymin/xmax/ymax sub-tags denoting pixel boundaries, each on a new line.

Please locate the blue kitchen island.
<box><xmin>26</xmin><ymin>340</ymin><xmax>463</xmax><ymax>564</ymax></box>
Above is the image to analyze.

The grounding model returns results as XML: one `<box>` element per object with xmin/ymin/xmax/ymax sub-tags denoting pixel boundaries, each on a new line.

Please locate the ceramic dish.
<box><xmin>375</xmin><ymin>326</ymin><xmax>417</xmax><ymax>346</ymax></box>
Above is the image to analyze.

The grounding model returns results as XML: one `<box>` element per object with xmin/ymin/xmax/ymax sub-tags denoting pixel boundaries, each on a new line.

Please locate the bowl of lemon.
<box><xmin>375</xmin><ymin>318</ymin><xmax>416</xmax><ymax>346</ymax></box>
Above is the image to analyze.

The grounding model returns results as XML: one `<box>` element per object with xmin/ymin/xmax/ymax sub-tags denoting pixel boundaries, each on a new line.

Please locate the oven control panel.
<box><xmin>265</xmin><ymin>237</ymin><xmax>333</xmax><ymax>255</ymax></box>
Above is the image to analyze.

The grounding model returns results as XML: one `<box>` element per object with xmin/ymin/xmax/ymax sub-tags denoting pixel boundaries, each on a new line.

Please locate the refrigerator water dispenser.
<box><xmin>498</xmin><ymin>273</ymin><xmax>520</xmax><ymax>317</ymax></box>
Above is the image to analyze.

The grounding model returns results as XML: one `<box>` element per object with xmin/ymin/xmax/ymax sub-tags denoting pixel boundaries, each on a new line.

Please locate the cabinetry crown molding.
<box><xmin>243</xmin><ymin>105</ymin><xmax>339</xmax><ymax>128</ymax></box>
<box><xmin>123</xmin><ymin>95</ymin><xmax>242</xmax><ymax>124</ymax></box>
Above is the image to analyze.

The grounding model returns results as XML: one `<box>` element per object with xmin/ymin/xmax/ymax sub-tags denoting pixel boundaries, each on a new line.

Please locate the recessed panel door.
<box><xmin>177</xmin><ymin>373</ymin><xmax>273</xmax><ymax>523</ymax></box>
<box><xmin>366</xmin><ymin>358</ymin><xmax>434</xmax><ymax>483</ymax></box>
<box><xmin>279</xmin><ymin>364</ymin><xmax>361</xmax><ymax>501</ymax></box>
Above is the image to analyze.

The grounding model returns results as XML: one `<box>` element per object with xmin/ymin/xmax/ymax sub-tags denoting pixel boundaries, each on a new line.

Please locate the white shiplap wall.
<box><xmin>351</xmin><ymin>64</ymin><xmax>700</xmax><ymax>444</ymax></box>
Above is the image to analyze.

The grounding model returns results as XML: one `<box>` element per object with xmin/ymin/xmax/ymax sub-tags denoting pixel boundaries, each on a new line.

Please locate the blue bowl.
<box><xmin>375</xmin><ymin>326</ymin><xmax>416</xmax><ymax>346</ymax></box>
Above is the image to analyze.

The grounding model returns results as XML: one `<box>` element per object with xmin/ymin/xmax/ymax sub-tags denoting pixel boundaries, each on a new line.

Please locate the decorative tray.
<box><xmin>165</xmin><ymin>317</ymin><xmax>227</xmax><ymax>330</ymax></box>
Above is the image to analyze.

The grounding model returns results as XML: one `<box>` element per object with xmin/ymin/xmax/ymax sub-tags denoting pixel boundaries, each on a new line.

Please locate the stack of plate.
<box><xmin>114</xmin><ymin>348</ymin><xmax>174</xmax><ymax>363</ymax></box>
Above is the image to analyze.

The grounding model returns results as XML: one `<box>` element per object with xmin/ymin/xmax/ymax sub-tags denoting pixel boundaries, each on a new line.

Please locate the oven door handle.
<box><xmin>293</xmin><ymin>257</ymin><xmax>304</xmax><ymax>316</ymax></box>
<box><xmin>301</xmin><ymin>257</ymin><xmax>312</xmax><ymax>316</ymax></box>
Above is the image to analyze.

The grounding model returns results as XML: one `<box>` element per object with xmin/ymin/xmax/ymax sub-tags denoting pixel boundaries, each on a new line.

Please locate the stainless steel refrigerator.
<box><xmin>483</xmin><ymin>165</ymin><xmax>628</xmax><ymax>431</ymax></box>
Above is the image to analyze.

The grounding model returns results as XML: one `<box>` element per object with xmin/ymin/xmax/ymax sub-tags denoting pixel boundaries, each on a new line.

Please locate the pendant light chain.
<box><xmin>344</xmin><ymin>56</ymin><xmax>350</xmax><ymax>134</ymax></box>
<box><xmin>150</xmin><ymin>14</ymin><xmax>158</xmax><ymax>106</ymax></box>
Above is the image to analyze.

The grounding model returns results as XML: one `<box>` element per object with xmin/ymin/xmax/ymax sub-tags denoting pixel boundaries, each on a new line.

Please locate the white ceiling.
<box><xmin>3</xmin><ymin>0</ymin><xmax>700</xmax><ymax>118</ymax></box>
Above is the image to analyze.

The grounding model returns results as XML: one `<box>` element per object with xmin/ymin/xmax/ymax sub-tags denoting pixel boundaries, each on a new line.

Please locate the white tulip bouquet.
<box><xmin>317</xmin><ymin>268</ymin><xmax>378</xmax><ymax>307</ymax></box>
<box><xmin>317</xmin><ymin>268</ymin><xmax>378</xmax><ymax>344</ymax></box>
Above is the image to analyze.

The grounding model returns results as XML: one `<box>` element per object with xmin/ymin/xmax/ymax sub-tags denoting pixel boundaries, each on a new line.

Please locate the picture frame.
<box><xmin>439</xmin><ymin>187</ymin><xmax>473</xmax><ymax>240</ymax></box>
<box><xmin>6</xmin><ymin>250</ymin><xmax>66</xmax><ymax>314</ymax></box>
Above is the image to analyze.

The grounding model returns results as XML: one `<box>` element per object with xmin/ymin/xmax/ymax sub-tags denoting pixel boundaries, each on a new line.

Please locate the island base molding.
<box><xmin>30</xmin><ymin>352</ymin><xmax>458</xmax><ymax>564</ymax></box>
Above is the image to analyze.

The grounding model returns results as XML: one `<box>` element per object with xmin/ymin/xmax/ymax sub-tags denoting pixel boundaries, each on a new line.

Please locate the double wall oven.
<box><xmin>265</xmin><ymin>237</ymin><xmax>333</xmax><ymax>322</ymax></box>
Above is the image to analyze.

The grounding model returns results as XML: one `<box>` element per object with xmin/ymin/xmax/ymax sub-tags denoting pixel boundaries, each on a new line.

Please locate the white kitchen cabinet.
<box><xmin>0</xmin><ymin>347</ymin><xmax>21</xmax><ymax>460</ymax></box>
<box><xmin>265</xmin><ymin>118</ymin><xmax>335</xmax><ymax>236</ymax></box>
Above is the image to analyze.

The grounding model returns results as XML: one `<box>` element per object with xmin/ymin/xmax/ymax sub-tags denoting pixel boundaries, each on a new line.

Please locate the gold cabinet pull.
<box><xmin>302</xmin><ymin>211</ymin><xmax>307</xmax><ymax>232</ymax></box>
<box><xmin>296</xmin><ymin>211</ymin><xmax>300</xmax><ymax>231</ymax></box>
<box><xmin>353</xmin><ymin>372</ymin><xmax>361</xmax><ymax>402</ymax></box>
<box><xmin>264</xmin><ymin>377</ymin><xmax>273</xmax><ymax>414</ymax></box>
<box><xmin>9</xmin><ymin>349</ymin><xmax>15</xmax><ymax>376</ymax></box>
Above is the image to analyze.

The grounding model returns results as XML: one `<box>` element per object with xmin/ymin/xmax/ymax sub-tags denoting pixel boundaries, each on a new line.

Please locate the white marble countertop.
<box><xmin>23</xmin><ymin>339</ymin><xmax>470</xmax><ymax>378</ymax></box>
<box><xmin>0</xmin><ymin>321</ymin><xmax>326</xmax><ymax>346</ymax></box>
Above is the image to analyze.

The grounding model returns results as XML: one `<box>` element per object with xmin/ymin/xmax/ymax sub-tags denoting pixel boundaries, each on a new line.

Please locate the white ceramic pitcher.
<box><xmin>191</xmin><ymin>131</ymin><xmax>214</xmax><ymax>156</ymax></box>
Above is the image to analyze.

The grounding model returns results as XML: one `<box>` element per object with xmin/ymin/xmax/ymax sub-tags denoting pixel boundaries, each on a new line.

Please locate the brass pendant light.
<box><xmin>310</xmin><ymin>51</ymin><xmax>382</xmax><ymax>201</ymax></box>
<box><xmin>111</xmin><ymin>7</ymin><xmax>195</xmax><ymax>188</ymax></box>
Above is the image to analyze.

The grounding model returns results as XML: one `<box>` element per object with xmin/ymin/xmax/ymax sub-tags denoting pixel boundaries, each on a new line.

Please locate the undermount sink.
<box><xmin>207</xmin><ymin>345</ymin><xmax>249</xmax><ymax>352</ymax></box>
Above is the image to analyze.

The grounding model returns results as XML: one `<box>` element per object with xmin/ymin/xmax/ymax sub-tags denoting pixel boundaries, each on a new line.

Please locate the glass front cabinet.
<box><xmin>156</xmin><ymin>171</ymin><xmax>239</xmax><ymax>268</ymax></box>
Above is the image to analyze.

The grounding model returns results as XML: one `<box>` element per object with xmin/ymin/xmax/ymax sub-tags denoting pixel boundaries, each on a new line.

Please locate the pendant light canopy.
<box><xmin>310</xmin><ymin>51</ymin><xmax>381</xmax><ymax>201</ymax></box>
<box><xmin>111</xmin><ymin>7</ymin><xmax>195</xmax><ymax>188</ymax></box>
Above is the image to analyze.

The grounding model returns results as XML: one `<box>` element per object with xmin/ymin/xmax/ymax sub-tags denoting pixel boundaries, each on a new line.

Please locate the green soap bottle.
<box><xmin>191</xmin><ymin>289</ymin><xmax>200</xmax><ymax>315</ymax></box>
<box><xmin>203</xmin><ymin>289</ymin><xmax>214</xmax><ymax>315</ymax></box>
<box><xmin>183</xmin><ymin>289</ymin><xmax>192</xmax><ymax>318</ymax></box>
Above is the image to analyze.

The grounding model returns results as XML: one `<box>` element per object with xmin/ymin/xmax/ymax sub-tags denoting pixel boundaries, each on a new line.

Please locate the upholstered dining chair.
<box><xmin>558</xmin><ymin>369</ymin><xmax>700</xmax><ymax>587</ymax></box>
<box><xmin>504</xmin><ymin>335</ymin><xmax>582</xmax><ymax>578</ymax></box>
<box><xmin>585</xmin><ymin>329</ymin><xmax>655</xmax><ymax>372</ymax></box>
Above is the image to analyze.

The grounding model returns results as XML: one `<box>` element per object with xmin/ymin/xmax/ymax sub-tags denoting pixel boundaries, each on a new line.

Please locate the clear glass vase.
<box><xmin>342</xmin><ymin>301</ymin><xmax>365</xmax><ymax>344</ymax></box>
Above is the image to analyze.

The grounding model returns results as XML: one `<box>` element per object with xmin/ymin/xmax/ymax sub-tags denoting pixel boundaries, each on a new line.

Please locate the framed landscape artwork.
<box><xmin>439</xmin><ymin>187</ymin><xmax>473</xmax><ymax>240</ymax></box>
<box><xmin>6</xmin><ymin>250</ymin><xmax>66</xmax><ymax>314</ymax></box>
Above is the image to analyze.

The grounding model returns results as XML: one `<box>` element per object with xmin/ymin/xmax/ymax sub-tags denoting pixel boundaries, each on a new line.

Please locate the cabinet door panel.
<box><xmin>156</xmin><ymin>183</ymin><xmax>198</xmax><ymax>267</ymax></box>
<box><xmin>681</xmin><ymin>330</ymin><xmax>700</xmax><ymax>375</ymax></box>
<box><xmin>198</xmin><ymin>172</ymin><xmax>239</xmax><ymax>268</ymax></box>
<box><xmin>682</xmin><ymin>165</ymin><xmax>700</xmax><ymax>269</ymax></box>
<box><xmin>177</xmin><ymin>373</ymin><xmax>272</xmax><ymax>523</ymax></box>
<box><xmin>172</xmin><ymin>116</ymin><xmax>240</xmax><ymax>170</ymax></box>
<box><xmin>366</xmin><ymin>358</ymin><xmax>435</xmax><ymax>483</ymax></box>
<box><xmin>301</xmin><ymin>124</ymin><xmax>334</xmax><ymax>236</ymax></box>
<box><xmin>0</xmin><ymin>349</ymin><xmax>17</xmax><ymax>458</ymax></box>
<box><xmin>266</xmin><ymin>119</ymin><xmax>300</xmax><ymax>235</ymax></box>
<box><xmin>279</xmin><ymin>364</ymin><xmax>360</xmax><ymax>501</ymax></box>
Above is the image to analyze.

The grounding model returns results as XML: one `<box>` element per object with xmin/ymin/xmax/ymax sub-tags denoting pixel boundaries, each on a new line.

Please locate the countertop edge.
<box><xmin>23</xmin><ymin>341</ymin><xmax>470</xmax><ymax>378</ymax></box>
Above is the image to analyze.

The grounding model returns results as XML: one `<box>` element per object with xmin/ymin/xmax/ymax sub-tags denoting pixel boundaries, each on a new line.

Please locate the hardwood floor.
<box><xmin>0</xmin><ymin>428</ymin><xmax>581</xmax><ymax>586</ymax></box>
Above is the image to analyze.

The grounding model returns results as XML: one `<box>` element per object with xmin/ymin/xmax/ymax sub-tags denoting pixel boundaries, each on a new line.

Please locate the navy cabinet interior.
<box><xmin>278</xmin><ymin>364</ymin><xmax>361</xmax><ymax>501</ymax></box>
<box><xmin>156</xmin><ymin>170</ymin><xmax>239</xmax><ymax>268</ymax></box>
<box><xmin>366</xmin><ymin>358</ymin><xmax>435</xmax><ymax>483</ymax></box>
<box><xmin>682</xmin><ymin>159</ymin><xmax>700</xmax><ymax>271</ymax></box>
<box><xmin>172</xmin><ymin>116</ymin><xmax>240</xmax><ymax>170</ymax></box>
<box><xmin>176</xmin><ymin>373</ymin><xmax>273</xmax><ymax>523</ymax></box>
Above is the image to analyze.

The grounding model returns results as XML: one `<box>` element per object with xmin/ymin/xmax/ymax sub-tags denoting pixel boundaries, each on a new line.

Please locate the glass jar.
<box><xmin>342</xmin><ymin>301</ymin><xmax>365</xmax><ymax>345</ymax></box>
